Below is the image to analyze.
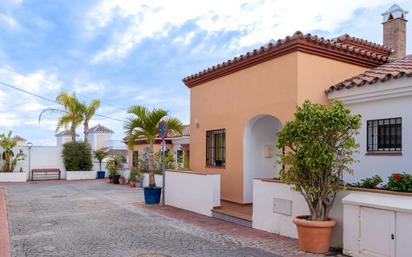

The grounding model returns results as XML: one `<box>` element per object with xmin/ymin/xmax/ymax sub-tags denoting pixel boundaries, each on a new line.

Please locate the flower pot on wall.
<box><xmin>293</xmin><ymin>216</ymin><xmax>336</xmax><ymax>254</ymax></box>
<box><xmin>112</xmin><ymin>174</ymin><xmax>121</xmax><ymax>184</ymax></box>
<box><xmin>143</xmin><ymin>187</ymin><xmax>161</xmax><ymax>204</ymax></box>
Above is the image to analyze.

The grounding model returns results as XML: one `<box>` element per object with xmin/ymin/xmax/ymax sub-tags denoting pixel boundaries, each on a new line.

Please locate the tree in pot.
<box><xmin>276</xmin><ymin>100</ymin><xmax>360</xmax><ymax>253</ymax></box>
<box><xmin>105</xmin><ymin>154</ymin><xmax>124</xmax><ymax>184</ymax></box>
<box><xmin>94</xmin><ymin>149</ymin><xmax>108</xmax><ymax>179</ymax></box>
<box><xmin>124</xmin><ymin>105</ymin><xmax>183</xmax><ymax>204</ymax></box>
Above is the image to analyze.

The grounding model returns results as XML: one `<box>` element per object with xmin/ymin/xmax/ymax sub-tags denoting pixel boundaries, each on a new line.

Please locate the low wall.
<box><xmin>143</xmin><ymin>173</ymin><xmax>163</xmax><ymax>187</ymax></box>
<box><xmin>66</xmin><ymin>171</ymin><xmax>97</xmax><ymax>180</ymax></box>
<box><xmin>164</xmin><ymin>170</ymin><xmax>220</xmax><ymax>216</ymax></box>
<box><xmin>0</xmin><ymin>172</ymin><xmax>28</xmax><ymax>182</ymax></box>
<box><xmin>252</xmin><ymin>179</ymin><xmax>349</xmax><ymax>248</ymax></box>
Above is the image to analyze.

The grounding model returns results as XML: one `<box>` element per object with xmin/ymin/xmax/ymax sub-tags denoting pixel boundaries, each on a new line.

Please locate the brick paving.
<box><xmin>2</xmin><ymin>180</ymin><xmax>342</xmax><ymax>257</ymax></box>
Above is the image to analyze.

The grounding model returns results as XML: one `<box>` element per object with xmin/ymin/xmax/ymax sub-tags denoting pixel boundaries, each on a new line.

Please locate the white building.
<box><xmin>86</xmin><ymin>124</ymin><xmax>115</xmax><ymax>151</ymax></box>
<box><xmin>328</xmin><ymin>55</ymin><xmax>412</xmax><ymax>183</ymax></box>
<box><xmin>55</xmin><ymin>130</ymin><xmax>80</xmax><ymax>146</ymax></box>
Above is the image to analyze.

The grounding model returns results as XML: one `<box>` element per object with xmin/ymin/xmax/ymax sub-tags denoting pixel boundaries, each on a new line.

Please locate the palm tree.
<box><xmin>124</xmin><ymin>106</ymin><xmax>183</xmax><ymax>187</ymax></box>
<box><xmin>39</xmin><ymin>92</ymin><xmax>83</xmax><ymax>143</ymax></box>
<box><xmin>0</xmin><ymin>131</ymin><xmax>25</xmax><ymax>172</ymax></box>
<box><xmin>81</xmin><ymin>99</ymin><xmax>101</xmax><ymax>144</ymax></box>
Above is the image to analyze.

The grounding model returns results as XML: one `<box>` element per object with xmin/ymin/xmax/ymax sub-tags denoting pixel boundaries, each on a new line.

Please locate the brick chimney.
<box><xmin>382</xmin><ymin>4</ymin><xmax>408</xmax><ymax>59</ymax></box>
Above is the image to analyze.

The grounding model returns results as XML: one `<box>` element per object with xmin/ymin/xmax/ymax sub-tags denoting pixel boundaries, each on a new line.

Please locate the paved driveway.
<box><xmin>4</xmin><ymin>181</ymin><xmax>285</xmax><ymax>257</ymax></box>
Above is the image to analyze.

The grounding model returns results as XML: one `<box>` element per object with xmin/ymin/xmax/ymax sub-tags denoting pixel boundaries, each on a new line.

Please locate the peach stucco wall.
<box><xmin>189</xmin><ymin>51</ymin><xmax>368</xmax><ymax>203</ymax></box>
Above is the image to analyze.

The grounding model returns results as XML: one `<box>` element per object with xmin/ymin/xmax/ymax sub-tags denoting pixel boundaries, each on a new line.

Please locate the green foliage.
<box><xmin>105</xmin><ymin>154</ymin><xmax>125</xmax><ymax>177</ymax></box>
<box><xmin>349</xmin><ymin>175</ymin><xmax>383</xmax><ymax>189</ymax></box>
<box><xmin>62</xmin><ymin>141</ymin><xmax>93</xmax><ymax>171</ymax></box>
<box><xmin>80</xmin><ymin>99</ymin><xmax>100</xmax><ymax>144</ymax></box>
<box><xmin>277</xmin><ymin>100</ymin><xmax>361</xmax><ymax>221</ymax></box>
<box><xmin>124</xmin><ymin>105</ymin><xmax>183</xmax><ymax>187</ymax></box>
<box><xmin>384</xmin><ymin>172</ymin><xmax>412</xmax><ymax>192</ymax></box>
<box><xmin>0</xmin><ymin>131</ymin><xmax>25</xmax><ymax>172</ymax></box>
<box><xmin>39</xmin><ymin>92</ymin><xmax>84</xmax><ymax>143</ymax></box>
<box><xmin>94</xmin><ymin>149</ymin><xmax>108</xmax><ymax>171</ymax></box>
<box><xmin>129</xmin><ymin>167</ymin><xmax>144</xmax><ymax>183</ymax></box>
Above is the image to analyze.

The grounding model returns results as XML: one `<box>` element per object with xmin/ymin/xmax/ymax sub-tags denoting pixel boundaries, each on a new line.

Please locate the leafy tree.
<box><xmin>94</xmin><ymin>149</ymin><xmax>108</xmax><ymax>171</ymax></box>
<box><xmin>124</xmin><ymin>106</ymin><xmax>183</xmax><ymax>187</ymax></box>
<box><xmin>277</xmin><ymin>100</ymin><xmax>360</xmax><ymax>221</ymax></box>
<box><xmin>62</xmin><ymin>142</ymin><xmax>93</xmax><ymax>171</ymax></box>
<box><xmin>81</xmin><ymin>99</ymin><xmax>100</xmax><ymax>144</ymax></box>
<box><xmin>0</xmin><ymin>131</ymin><xmax>25</xmax><ymax>172</ymax></box>
<box><xmin>39</xmin><ymin>92</ymin><xmax>83</xmax><ymax>143</ymax></box>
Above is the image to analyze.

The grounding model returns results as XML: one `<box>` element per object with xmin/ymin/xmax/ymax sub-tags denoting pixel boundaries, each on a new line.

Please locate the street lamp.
<box><xmin>26</xmin><ymin>142</ymin><xmax>33</xmax><ymax>180</ymax></box>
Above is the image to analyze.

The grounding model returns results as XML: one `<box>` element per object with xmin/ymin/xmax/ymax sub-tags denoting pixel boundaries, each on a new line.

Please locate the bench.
<box><xmin>31</xmin><ymin>169</ymin><xmax>61</xmax><ymax>181</ymax></box>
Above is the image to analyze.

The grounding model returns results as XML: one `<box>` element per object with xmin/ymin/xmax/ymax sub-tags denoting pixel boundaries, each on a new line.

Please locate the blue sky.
<box><xmin>0</xmin><ymin>0</ymin><xmax>411</xmax><ymax>145</ymax></box>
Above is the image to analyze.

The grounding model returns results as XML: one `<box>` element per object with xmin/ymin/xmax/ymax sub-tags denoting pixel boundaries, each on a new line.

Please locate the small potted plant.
<box><xmin>106</xmin><ymin>155</ymin><xmax>123</xmax><ymax>184</ymax></box>
<box><xmin>94</xmin><ymin>149</ymin><xmax>108</xmax><ymax>179</ymax></box>
<box><xmin>277</xmin><ymin>100</ymin><xmax>360</xmax><ymax>254</ymax></box>
<box><xmin>119</xmin><ymin>176</ymin><xmax>126</xmax><ymax>185</ymax></box>
<box><xmin>128</xmin><ymin>169</ymin><xmax>136</xmax><ymax>187</ymax></box>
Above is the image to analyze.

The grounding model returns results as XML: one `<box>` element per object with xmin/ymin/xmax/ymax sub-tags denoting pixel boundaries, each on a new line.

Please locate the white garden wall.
<box><xmin>143</xmin><ymin>173</ymin><xmax>163</xmax><ymax>187</ymax></box>
<box><xmin>164</xmin><ymin>170</ymin><xmax>220</xmax><ymax>216</ymax></box>
<box><xmin>252</xmin><ymin>179</ymin><xmax>349</xmax><ymax>248</ymax></box>
<box><xmin>66</xmin><ymin>171</ymin><xmax>96</xmax><ymax>180</ymax></box>
<box><xmin>0</xmin><ymin>172</ymin><xmax>28</xmax><ymax>182</ymax></box>
<box><xmin>328</xmin><ymin>77</ymin><xmax>412</xmax><ymax>183</ymax></box>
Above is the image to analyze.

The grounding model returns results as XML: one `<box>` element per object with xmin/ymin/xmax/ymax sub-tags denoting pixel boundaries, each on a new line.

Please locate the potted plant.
<box><xmin>124</xmin><ymin>105</ymin><xmax>183</xmax><ymax>204</ymax></box>
<box><xmin>119</xmin><ymin>176</ymin><xmax>126</xmax><ymax>185</ymax></box>
<box><xmin>94</xmin><ymin>149</ymin><xmax>108</xmax><ymax>179</ymax></box>
<box><xmin>106</xmin><ymin>154</ymin><xmax>123</xmax><ymax>184</ymax></box>
<box><xmin>276</xmin><ymin>100</ymin><xmax>360</xmax><ymax>253</ymax></box>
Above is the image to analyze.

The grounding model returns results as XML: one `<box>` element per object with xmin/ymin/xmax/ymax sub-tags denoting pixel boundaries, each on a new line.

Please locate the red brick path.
<box><xmin>0</xmin><ymin>187</ymin><xmax>11</xmax><ymax>257</ymax></box>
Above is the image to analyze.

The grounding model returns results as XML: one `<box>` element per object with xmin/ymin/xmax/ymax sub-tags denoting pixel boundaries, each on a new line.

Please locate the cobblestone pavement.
<box><xmin>4</xmin><ymin>181</ymin><xmax>341</xmax><ymax>257</ymax></box>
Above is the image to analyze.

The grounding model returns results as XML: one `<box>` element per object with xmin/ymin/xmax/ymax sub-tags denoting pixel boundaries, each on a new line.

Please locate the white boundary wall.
<box><xmin>66</xmin><ymin>171</ymin><xmax>97</xmax><ymax>180</ymax></box>
<box><xmin>252</xmin><ymin>179</ymin><xmax>349</xmax><ymax>248</ymax></box>
<box><xmin>143</xmin><ymin>173</ymin><xmax>163</xmax><ymax>187</ymax></box>
<box><xmin>0</xmin><ymin>172</ymin><xmax>28</xmax><ymax>182</ymax></box>
<box><xmin>164</xmin><ymin>170</ymin><xmax>220</xmax><ymax>216</ymax></box>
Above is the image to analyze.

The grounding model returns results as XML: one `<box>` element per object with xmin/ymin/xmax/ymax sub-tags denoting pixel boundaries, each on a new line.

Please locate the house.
<box><xmin>182</xmin><ymin>5</ymin><xmax>404</xmax><ymax>205</ymax></box>
<box><xmin>327</xmin><ymin>5</ymin><xmax>410</xmax><ymax>183</ymax></box>
<box><xmin>55</xmin><ymin>130</ymin><xmax>80</xmax><ymax>146</ymax></box>
<box><xmin>12</xmin><ymin>135</ymin><xmax>27</xmax><ymax>146</ymax></box>
<box><xmin>86</xmin><ymin>124</ymin><xmax>114</xmax><ymax>151</ymax></box>
<box><xmin>128</xmin><ymin>124</ymin><xmax>190</xmax><ymax>169</ymax></box>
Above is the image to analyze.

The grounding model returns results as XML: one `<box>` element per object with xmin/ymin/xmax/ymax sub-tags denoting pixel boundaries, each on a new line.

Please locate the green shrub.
<box><xmin>105</xmin><ymin>154</ymin><xmax>125</xmax><ymax>177</ymax></box>
<box><xmin>277</xmin><ymin>100</ymin><xmax>360</xmax><ymax>221</ymax></box>
<box><xmin>349</xmin><ymin>175</ymin><xmax>383</xmax><ymax>189</ymax></box>
<box><xmin>384</xmin><ymin>172</ymin><xmax>412</xmax><ymax>192</ymax></box>
<box><xmin>62</xmin><ymin>142</ymin><xmax>93</xmax><ymax>171</ymax></box>
<box><xmin>129</xmin><ymin>167</ymin><xmax>144</xmax><ymax>183</ymax></box>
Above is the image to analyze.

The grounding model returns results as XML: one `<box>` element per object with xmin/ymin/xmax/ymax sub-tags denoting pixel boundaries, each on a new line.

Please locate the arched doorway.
<box><xmin>243</xmin><ymin>115</ymin><xmax>282</xmax><ymax>203</ymax></box>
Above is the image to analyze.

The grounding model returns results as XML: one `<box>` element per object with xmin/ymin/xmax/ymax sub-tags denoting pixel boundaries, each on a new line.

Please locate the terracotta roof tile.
<box><xmin>327</xmin><ymin>55</ymin><xmax>412</xmax><ymax>93</ymax></box>
<box><xmin>87</xmin><ymin>124</ymin><xmax>114</xmax><ymax>134</ymax></box>
<box><xmin>183</xmin><ymin>31</ymin><xmax>391</xmax><ymax>87</ymax></box>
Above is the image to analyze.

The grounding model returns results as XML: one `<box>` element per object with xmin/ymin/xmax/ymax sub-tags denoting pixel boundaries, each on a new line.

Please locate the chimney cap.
<box><xmin>382</xmin><ymin>4</ymin><xmax>408</xmax><ymax>22</ymax></box>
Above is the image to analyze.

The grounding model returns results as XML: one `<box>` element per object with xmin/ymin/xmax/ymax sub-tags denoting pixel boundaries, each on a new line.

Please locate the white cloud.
<box><xmin>0</xmin><ymin>68</ymin><xmax>62</xmax><ymax>93</ymax></box>
<box><xmin>0</xmin><ymin>13</ymin><xmax>19</xmax><ymax>29</ymax></box>
<box><xmin>74</xmin><ymin>82</ymin><xmax>105</xmax><ymax>94</ymax></box>
<box><xmin>87</xmin><ymin>0</ymin><xmax>392</xmax><ymax>62</ymax></box>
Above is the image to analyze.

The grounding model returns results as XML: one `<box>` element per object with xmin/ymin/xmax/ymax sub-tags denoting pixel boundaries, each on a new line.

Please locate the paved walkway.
<box><xmin>2</xmin><ymin>181</ymin><xmax>336</xmax><ymax>257</ymax></box>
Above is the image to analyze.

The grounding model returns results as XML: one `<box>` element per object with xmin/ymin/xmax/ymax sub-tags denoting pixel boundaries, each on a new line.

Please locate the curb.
<box><xmin>0</xmin><ymin>187</ymin><xmax>11</xmax><ymax>257</ymax></box>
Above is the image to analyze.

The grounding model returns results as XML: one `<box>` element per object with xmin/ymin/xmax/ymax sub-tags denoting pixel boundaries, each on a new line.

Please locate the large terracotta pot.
<box><xmin>293</xmin><ymin>216</ymin><xmax>336</xmax><ymax>254</ymax></box>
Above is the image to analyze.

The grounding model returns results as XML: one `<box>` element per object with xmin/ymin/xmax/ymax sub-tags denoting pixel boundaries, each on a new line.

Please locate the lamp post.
<box><xmin>27</xmin><ymin>142</ymin><xmax>33</xmax><ymax>180</ymax></box>
<box><xmin>158</xmin><ymin>121</ymin><xmax>168</xmax><ymax>206</ymax></box>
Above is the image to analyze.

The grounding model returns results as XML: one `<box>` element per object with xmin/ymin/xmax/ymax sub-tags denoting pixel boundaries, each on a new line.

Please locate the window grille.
<box><xmin>367</xmin><ymin>118</ymin><xmax>402</xmax><ymax>152</ymax></box>
<box><xmin>206</xmin><ymin>129</ymin><xmax>226</xmax><ymax>167</ymax></box>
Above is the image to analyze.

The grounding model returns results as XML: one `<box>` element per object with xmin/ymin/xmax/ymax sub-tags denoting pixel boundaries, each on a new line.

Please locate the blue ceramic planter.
<box><xmin>96</xmin><ymin>171</ymin><xmax>105</xmax><ymax>179</ymax></box>
<box><xmin>144</xmin><ymin>187</ymin><xmax>162</xmax><ymax>204</ymax></box>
